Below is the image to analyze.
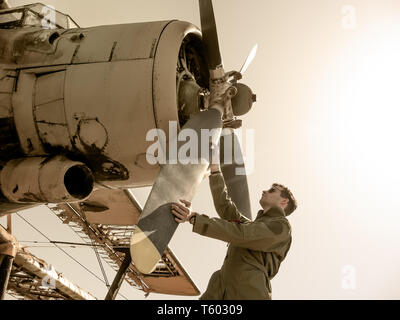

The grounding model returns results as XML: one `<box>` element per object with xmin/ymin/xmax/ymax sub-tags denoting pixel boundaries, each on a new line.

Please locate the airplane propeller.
<box><xmin>218</xmin><ymin>44</ymin><xmax>258</xmax><ymax>220</ymax></box>
<box><xmin>240</xmin><ymin>44</ymin><xmax>258</xmax><ymax>76</ymax></box>
<box><xmin>130</xmin><ymin>0</ymin><xmax>256</xmax><ymax>274</ymax></box>
<box><xmin>199</xmin><ymin>0</ymin><xmax>223</xmax><ymax>73</ymax></box>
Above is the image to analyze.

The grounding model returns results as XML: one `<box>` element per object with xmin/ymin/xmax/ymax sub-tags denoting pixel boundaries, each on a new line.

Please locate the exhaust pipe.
<box><xmin>0</xmin><ymin>156</ymin><xmax>94</xmax><ymax>204</ymax></box>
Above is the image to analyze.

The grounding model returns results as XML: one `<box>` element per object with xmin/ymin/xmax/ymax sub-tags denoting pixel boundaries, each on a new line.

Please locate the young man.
<box><xmin>171</xmin><ymin>166</ymin><xmax>297</xmax><ymax>300</ymax></box>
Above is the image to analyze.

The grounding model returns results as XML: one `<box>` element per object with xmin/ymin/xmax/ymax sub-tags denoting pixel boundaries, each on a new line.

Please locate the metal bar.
<box><xmin>0</xmin><ymin>255</ymin><xmax>14</xmax><ymax>300</ymax></box>
<box><xmin>13</xmin><ymin>250</ymin><xmax>97</xmax><ymax>300</ymax></box>
<box><xmin>105</xmin><ymin>250</ymin><xmax>131</xmax><ymax>300</ymax></box>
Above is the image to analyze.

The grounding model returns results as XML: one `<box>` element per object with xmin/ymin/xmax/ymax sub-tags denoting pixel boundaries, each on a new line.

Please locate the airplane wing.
<box><xmin>47</xmin><ymin>188</ymin><xmax>200</xmax><ymax>297</ymax></box>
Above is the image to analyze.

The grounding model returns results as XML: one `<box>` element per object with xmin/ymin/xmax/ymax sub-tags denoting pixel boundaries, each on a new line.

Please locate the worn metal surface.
<box><xmin>0</xmin><ymin>156</ymin><xmax>94</xmax><ymax>203</ymax></box>
<box><xmin>0</xmin><ymin>3</ymin><xmax>211</xmax><ymax>298</ymax></box>
<box><xmin>11</xmin><ymin>248</ymin><xmax>97</xmax><ymax>300</ymax></box>
<box><xmin>153</xmin><ymin>21</ymin><xmax>204</xmax><ymax>152</ymax></box>
<box><xmin>0</xmin><ymin>224</ymin><xmax>95</xmax><ymax>300</ymax></box>
<box><xmin>0</xmin><ymin>118</ymin><xmax>23</xmax><ymax>163</ymax></box>
<box><xmin>0</xmin><ymin>255</ymin><xmax>13</xmax><ymax>300</ymax></box>
<box><xmin>0</xmin><ymin>221</ymin><xmax>16</xmax><ymax>300</ymax></box>
<box><xmin>64</xmin><ymin>59</ymin><xmax>154</xmax><ymax>186</ymax></box>
<box><xmin>0</xmin><ymin>224</ymin><xmax>17</xmax><ymax>257</ymax></box>
<box><xmin>105</xmin><ymin>248</ymin><xmax>131</xmax><ymax>300</ymax></box>
<box><xmin>0</xmin><ymin>8</ymin><xmax>210</xmax><ymax>214</ymax></box>
<box><xmin>1</xmin><ymin>18</ymin><xmax>206</xmax><ymax>189</ymax></box>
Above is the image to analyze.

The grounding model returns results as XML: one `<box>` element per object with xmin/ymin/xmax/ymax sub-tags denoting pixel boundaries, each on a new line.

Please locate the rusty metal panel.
<box><xmin>0</xmin><ymin>94</ymin><xmax>12</xmax><ymax>118</ymax></box>
<box><xmin>64</xmin><ymin>59</ymin><xmax>158</xmax><ymax>188</ymax></box>
<box><xmin>34</xmin><ymin>71</ymin><xmax>65</xmax><ymax>106</ymax></box>
<box><xmin>36</xmin><ymin>122</ymin><xmax>70</xmax><ymax>148</ymax></box>
<box><xmin>11</xmin><ymin>67</ymin><xmax>71</xmax><ymax>151</ymax></box>
<box><xmin>0</xmin><ymin>156</ymin><xmax>93</xmax><ymax>203</ymax></box>
<box><xmin>69</xmin><ymin>26</ymin><xmax>116</xmax><ymax>64</ymax></box>
<box><xmin>1</xmin><ymin>22</ymin><xmax>171</xmax><ymax>69</ymax></box>
<box><xmin>0</xmin><ymin>70</ymin><xmax>16</xmax><ymax>118</ymax></box>
<box><xmin>34</xmin><ymin>70</ymin><xmax>72</xmax><ymax>149</ymax></box>
<box><xmin>0</xmin><ymin>30</ymin><xmax>15</xmax><ymax>65</ymax></box>
<box><xmin>71</xmin><ymin>21</ymin><xmax>171</xmax><ymax>64</ymax></box>
<box><xmin>34</xmin><ymin>99</ymin><xmax>66</xmax><ymax>124</ymax></box>
<box><xmin>10</xmin><ymin>29</ymin><xmax>81</xmax><ymax>68</ymax></box>
<box><xmin>111</xmin><ymin>21</ymin><xmax>171</xmax><ymax>61</ymax></box>
<box><xmin>11</xmin><ymin>72</ymin><xmax>46</xmax><ymax>155</ymax></box>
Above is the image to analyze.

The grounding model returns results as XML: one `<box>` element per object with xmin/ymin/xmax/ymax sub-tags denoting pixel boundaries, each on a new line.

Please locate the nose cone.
<box><xmin>231</xmin><ymin>83</ymin><xmax>256</xmax><ymax>116</ymax></box>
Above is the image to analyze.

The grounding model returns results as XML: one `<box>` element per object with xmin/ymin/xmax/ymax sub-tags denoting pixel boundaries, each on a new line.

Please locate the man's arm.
<box><xmin>191</xmin><ymin>208</ymin><xmax>291</xmax><ymax>252</ymax></box>
<box><xmin>209</xmin><ymin>167</ymin><xmax>250</xmax><ymax>223</ymax></box>
<box><xmin>171</xmin><ymin>200</ymin><xmax>290</xmax><ymax>252</ymax></box>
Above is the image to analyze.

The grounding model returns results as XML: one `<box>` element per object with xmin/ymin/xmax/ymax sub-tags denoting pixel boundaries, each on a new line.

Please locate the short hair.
<box><xmin>272</xmin><ymin>183</ymin><xmax>298</xmax><ymax>216</ymax></box>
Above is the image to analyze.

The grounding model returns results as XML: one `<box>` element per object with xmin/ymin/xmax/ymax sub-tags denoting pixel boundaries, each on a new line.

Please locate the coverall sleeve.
<box><xmin>208</xmin><ymin>172</ymin><xmax>250</xmax><ymax>223</ymax></box>
<box><xmin>192</xmin><ymin>208</ymin><xmax>291</xmax><ymax>252</ymax></box>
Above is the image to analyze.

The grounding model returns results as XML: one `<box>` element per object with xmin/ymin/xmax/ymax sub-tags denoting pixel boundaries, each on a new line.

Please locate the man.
<box><xmin>171</xmin><ymin>165</ymin><xmax>297</xmax><ymax>300</ymax></box>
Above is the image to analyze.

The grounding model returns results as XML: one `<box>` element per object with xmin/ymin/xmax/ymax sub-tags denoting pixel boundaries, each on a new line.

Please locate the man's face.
<box><xmin>259</xmin><ymin>185</ymin><xmax>289</xmax><ymax>211</ymax></box>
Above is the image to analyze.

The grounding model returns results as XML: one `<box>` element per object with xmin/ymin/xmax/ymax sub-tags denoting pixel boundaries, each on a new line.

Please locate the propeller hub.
<box><xmin>231</xmin><ymin>83</ymin><xmax>256</xmax><ymax>116</ymax></box>
<box><xmin>209</xmin><ymin>66</ymin><xmax>226</xmax><ymax>80</ymax></box>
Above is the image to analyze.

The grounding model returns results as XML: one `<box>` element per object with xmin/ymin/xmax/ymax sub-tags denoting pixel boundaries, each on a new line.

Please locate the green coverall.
<box><xmin>192</xmin><ymin>173</ymin><xmax>292</xmax><ymax>300</ymax></box>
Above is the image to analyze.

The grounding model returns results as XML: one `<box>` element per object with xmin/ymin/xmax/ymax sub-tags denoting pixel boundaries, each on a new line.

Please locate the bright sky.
<box><xmin>2</xmin><ymin>0</ymin><xmax>400</xmax><ymax>300</ymax></box>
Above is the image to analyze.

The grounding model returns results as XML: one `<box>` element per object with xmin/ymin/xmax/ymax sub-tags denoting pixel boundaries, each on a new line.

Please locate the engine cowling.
<box><xmin>0</xmin><ymin>20</ymin><xmax>208</xmax><ymax>189</ymax></box>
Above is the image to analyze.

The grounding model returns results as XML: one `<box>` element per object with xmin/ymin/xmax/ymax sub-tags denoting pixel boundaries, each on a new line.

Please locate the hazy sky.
<box><xmin>2</xmin><ymin>0</ymin><xmax>400</xmax><ymax>300</ymax></box>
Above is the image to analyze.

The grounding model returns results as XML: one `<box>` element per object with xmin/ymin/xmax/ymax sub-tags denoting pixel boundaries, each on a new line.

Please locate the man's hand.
<box><xmin>202</xmin><ymin>163</ymin><xmax>221</xmax><ymax>180</ymax></box>
<box><xmin>171</xmin><ymin>199</ymin><xmax>195</xmax><ymax>224</ymax></box>
<box><xmin>209</xmin><ymin>163</ymin><xmax>221</xmax><ymax>174</ymax></box>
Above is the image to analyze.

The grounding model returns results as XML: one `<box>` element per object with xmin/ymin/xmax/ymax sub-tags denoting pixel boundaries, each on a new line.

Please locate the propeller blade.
<box><xmin>219</xmin><ymin>129</ymin><xmax>252</xmax><ymax>220</ymax></box>
<box><xmin>199</xmin><ymin>0</ymin><xmax>223</xmax><ymax>72</ymax></box>
<box><xmin>239</xmin><ymin>44</ymin><xmax>258</xmax><ymax>75</ymax></box>
<box><xmin>130</xmin><ymin>109</ymin><xmax>223</xmax><ymax>274</ymax></box>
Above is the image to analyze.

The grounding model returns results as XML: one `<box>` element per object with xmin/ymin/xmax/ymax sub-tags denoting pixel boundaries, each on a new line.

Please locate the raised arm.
<box><xmin>209</xmin><ymin>171</ymin><xmax>250</xmax><ymax>223</ymax></box>
<box><xmin>171</xmin><ymin>201</ymin><xmax>290</xmax><ymax>252</ymax></box>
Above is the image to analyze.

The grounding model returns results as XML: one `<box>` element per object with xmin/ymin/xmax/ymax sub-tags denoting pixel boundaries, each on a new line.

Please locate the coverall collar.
<box><xmin>256</xmin><ymin>206</ymin><xmax>286</xmax><ymax>219</ymax></box>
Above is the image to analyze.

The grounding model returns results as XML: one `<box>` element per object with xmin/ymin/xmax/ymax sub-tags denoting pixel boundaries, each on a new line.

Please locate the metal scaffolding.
<box><xmin>0</xmin><ymin>224</ymin><xmax>96</xmax><ymax>300</ymax></box>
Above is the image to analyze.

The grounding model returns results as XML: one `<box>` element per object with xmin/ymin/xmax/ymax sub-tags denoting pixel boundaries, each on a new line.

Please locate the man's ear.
<box><xmin>281</xmin><ymin>198</ymin><xmax>289</xmax><ymax>208</ymax></box>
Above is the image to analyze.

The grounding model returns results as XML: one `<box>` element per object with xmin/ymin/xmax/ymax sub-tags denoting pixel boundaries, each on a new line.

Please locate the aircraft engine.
<box><xmin>0</xmin><ymin>156</ymin><xmax>94</xmax><ymax>203</ymax></box>
<box><xmin>0</xmin><ymin>17</ymin><xmax>209</xmax><ymax>190</ymax></box>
